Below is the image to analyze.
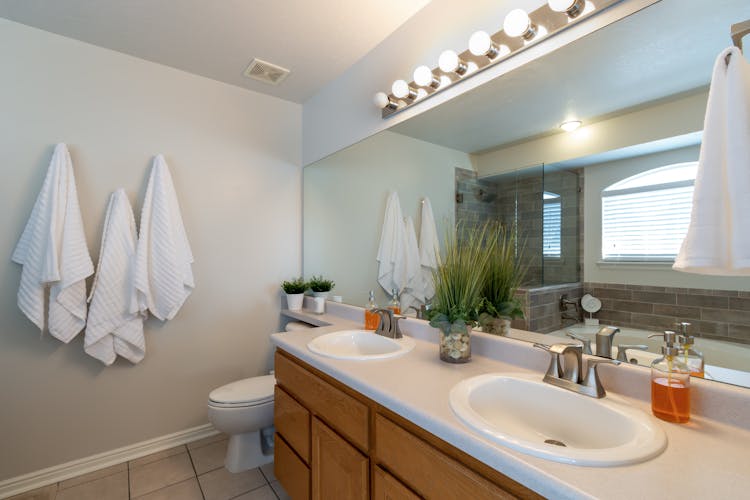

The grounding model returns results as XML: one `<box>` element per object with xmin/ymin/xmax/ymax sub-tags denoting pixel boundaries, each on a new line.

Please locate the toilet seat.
<box><xmin>208</xmin><ymin>374</ymin><xmax>275</xmax><ymax>408</ymax></box>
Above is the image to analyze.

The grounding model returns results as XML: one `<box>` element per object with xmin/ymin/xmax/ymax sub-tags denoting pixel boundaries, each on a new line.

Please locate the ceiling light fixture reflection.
<box><xmin>413</xmin><ymin>65</ymin><xmax>440</xmax><ymax>88</ymax></box>
<box><xmin>438</xmin><ymin>50</ymin><xmax>468</xmax><ymax>75</ymax></box>
<box><xmin>548</xmin><ymin>0</ymin><xmax>586</xmax><ymax>18</ymax></box>
<box><xmin>392</xmin><ymin>80</ymin><xmax>418</xmax><ymax>100</ymax></box>
<box><xmin>560</xmin><ymin>120</ymin><xmax>582</xmax><ymax>132</ymax></box>
<box><xmin>503</xmin><ymin>9</ymin><xmax>537</xmax><ymax>40</ymax></box>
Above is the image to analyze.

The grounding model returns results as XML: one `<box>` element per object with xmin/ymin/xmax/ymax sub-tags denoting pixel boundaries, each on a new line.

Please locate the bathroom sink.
<box><xmin>307</xmin><ymin>330</ymin><xmax>416</xmax><ymax>360</ymax></box>
<box><xmin>449</xmin><ymin>373</ymin><xmax>667</xmax><ymax>466</ymax></box>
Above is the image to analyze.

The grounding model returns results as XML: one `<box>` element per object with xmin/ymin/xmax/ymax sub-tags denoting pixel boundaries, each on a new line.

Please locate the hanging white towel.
<box><xmin>418</xmin><ymin>197</ymin><xmax>440</xmax><ymax>300</ymax></box>
<box><xmin>85</xmin><ymin>190</ymin><xmax>145</xmax><ymax>365</ymax></box>
<box><xmin>674</xmin><ymin>47</ymin><xmax>750</xmax><ymax>275</ymax></box>
<box><xmin>400</xmin><ymin>216</ymin><xmax>425</xmax><ymax>312</ymax></box>
<box><xmin>132</xmin><ymin>155</ymin><xmax>194</xmax><ymax>320</ymax></box>
<box><xmin>12</xmin><ymin>143</ymin><xmax>93</xmax><ymax>342</ymax></box>
<box><xmin>377</xmin><ymin>192</ymin><xmax>407</xmax><ymax>295</ymax></box>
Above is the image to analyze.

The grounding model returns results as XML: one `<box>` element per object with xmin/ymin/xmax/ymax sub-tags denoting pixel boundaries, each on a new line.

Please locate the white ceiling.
<box><xmin>391</xmin><ymin>0</ymin><xmax>750</xmax><ymax>153</ymax></box>
<box><xmin>0</xmin><ymin>0</ymin><xmax>431</xmax><ymax>103</ymax></box>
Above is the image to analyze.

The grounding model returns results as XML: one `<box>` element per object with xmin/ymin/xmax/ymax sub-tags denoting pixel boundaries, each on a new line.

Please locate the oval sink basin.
<box><xmin>307</xmin><ymin>330</ymin><xmax>416</xmax><ymax>360</ymax></box>
<box><xmin>450</xmin><ymin>373</ymin><xmax>667</xmax><ymax>467</ymax></box>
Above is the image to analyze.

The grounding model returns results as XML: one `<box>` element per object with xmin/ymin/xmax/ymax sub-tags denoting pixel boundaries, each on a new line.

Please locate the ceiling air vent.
<box><xmin>243</xmin><ymin>58</ymin><xmax>290</xmax><ymax>85</ymax></box>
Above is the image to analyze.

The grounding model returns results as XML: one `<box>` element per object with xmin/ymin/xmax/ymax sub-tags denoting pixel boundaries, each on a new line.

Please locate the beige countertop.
<box><xmin>273</xmin><ymin>302</ymin><xmax>750</xmax><ymax>500</ymax></box>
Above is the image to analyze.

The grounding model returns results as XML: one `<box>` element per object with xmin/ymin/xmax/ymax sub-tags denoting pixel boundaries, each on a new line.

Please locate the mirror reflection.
<box><xmin>303</xmin><ymin>0</ymin><xmax>750</xmax><ymax>388</ymax></box>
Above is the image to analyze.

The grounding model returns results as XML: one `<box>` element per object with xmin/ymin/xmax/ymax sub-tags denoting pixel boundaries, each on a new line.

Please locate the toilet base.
<box><xmin>225</xmin><ymin>427</ymin><xmax>274</xmax><ymax>473</ymax></box>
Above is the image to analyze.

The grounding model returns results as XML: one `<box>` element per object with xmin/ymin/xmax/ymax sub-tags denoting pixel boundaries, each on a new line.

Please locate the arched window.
<box><xmin>601</xmin><ymin>162</ymin><xmax>697</xmax><ymax>261</ymax></box>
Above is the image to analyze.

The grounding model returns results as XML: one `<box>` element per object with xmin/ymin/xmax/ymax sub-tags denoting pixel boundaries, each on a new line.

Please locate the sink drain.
<box><xmin>544</xmin><ymin>439</ymin><xmax>566</xmax><ymax>447</ymax></box>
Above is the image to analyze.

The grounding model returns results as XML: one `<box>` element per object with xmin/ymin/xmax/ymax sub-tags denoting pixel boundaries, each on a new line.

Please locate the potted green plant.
<box><xmin>427</xmin><ymin>223</ymin><xmax>495</xmax><ymax>363</ymax></box>
<box><xmin>282</xmin><ymin>277</ymin><xmax>307</xmax><ymax>311</ymax></box>
<box><xmin>478</xmin><ymin>225</ymin><xmax>527</xmax><ymax>336</ymax></box>
<box><xmin>308</xmin><ymin>275</ymin><xmax>335</xmax><ymax>298</ymax></box>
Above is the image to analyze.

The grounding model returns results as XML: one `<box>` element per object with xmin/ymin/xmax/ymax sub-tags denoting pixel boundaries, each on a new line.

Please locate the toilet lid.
<box><xmin>209</xmin><ymin>375</ymin><xmax>275</xmax><ymax>406</ymax></box>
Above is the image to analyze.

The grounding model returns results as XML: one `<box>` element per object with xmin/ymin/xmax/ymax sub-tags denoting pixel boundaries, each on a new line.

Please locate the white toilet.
<box><xmin>207</xmin><ymin>374</ymin><xmax>275</xmax><ymax>473</ymax></box>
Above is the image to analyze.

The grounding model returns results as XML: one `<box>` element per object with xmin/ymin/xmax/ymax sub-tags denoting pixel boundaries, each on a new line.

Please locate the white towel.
<box><xmin>85</xmin><ymin>190</ymin><xmax>145</xmax><ymax>365</ymax></box>
<box><xmin>400</xmin><ymin>216</ymin><xmax>425</xmax><ymax>312</ymax></box>
<box><xmin>418</xmin><ymin>197</ymin><xmax>440</xmax><ymax>300</ymax></box>
<box><xmin>674</xmin><ymin>47</ymin><xmax>750</xmax><ymax>275</ymax></box>
<box><xmin>12</xmin><ymin>143</ymin><xmax>93</xmax><ymax>342</ymax></box>
<box><xmin>377</xmin><ymin>192</ymin><xmax>407</xmax><ymax>295</ymax></box>
<box><xmin>132</xmin><ymin>155</ymin><xmax>194</xmax><ymax>320</ymax></box>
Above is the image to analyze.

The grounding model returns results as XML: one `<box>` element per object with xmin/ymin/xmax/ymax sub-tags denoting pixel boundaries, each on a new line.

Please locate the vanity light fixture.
<box><xmin>560</xmin><ymin>120</ymin><xmax>583</xmax><ymax>132</ymax></box>
<box><xmin>503</xmin><ymin>9</ymin><xmax>537</xmax><ymax>40</ymax></box>
<box><xmin>413</xmin><ymin>65</ymin><xmax>441</xmax><ymax>88</ymax></box>
<box><xmin>374</xmin><ymin>0</ymin><xmax>614</xmax><ymax>118</ymax></box>
<box><xmin>392</xmin><ymin>79</ymin><xmax>418</xmax><ymax>100</ymax></box>
<box><xmin>438</xmin><ymin>50</ymin><xmax>468</xmax><ymax>75</ymax></box>
<box><xmin>548</xmin><ymin>0</ymin><xmax>586</xmax><ymax>19</ymax></box>
<box><xmin>374</xmin><ymin>92</ymin><xmax>398</xmax><ymax>110</ymax></box>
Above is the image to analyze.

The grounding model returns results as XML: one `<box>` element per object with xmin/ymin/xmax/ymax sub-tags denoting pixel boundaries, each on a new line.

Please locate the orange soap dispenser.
<box><xmin>648</xmin><ymin>330</ymin><xmax>691</xmax><ymax>423</ymax></box>
<box><xmin>364</xmin><ymin>290</ymin><xmax>380</xmax><ymax>330</ymax></box>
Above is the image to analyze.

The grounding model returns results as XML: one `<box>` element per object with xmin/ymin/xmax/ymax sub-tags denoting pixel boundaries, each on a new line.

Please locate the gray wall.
<box><xmin>0</xmin><ymin>19</ymin><xmax>301</xmax><ymax>480</ymax></box>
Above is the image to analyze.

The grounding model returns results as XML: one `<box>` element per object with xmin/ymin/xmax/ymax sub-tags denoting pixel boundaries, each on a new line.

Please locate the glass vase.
<box><xmin>439</xmin><ymin>325</ymin><xmax>472</xmax><ymax>363</ymax></box>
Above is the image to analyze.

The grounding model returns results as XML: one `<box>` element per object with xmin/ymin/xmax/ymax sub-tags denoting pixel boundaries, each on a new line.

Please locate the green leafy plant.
<box><xmin>428</xmin><ymin>222</ymin><xmax>496</xmax><ymax>333</ymax></box>
<box><xmin>479</xmin><ymin>224</ymin><xmax>527</xmax><ymax>322</ymax></box>
<box><xmin>281</xmin><ymin>277</ymin><xmax>307</xmax><ymax>294</ymax></box>
<box><xmin>308</xmin><ymin>275</ymin><xmax>335</xmax><ymax>293</ymax></box>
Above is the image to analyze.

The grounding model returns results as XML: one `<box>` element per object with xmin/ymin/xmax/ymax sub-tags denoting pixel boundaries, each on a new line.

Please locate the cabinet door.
<box><xmin>311</xmin><ymin>417</ymin><xmax>368</xmax><ymax>500</ymax></box>
<box><xmin>373</xmin><ymin>466</ymin><xmax>420</xmax><ymax>500</ymax></box>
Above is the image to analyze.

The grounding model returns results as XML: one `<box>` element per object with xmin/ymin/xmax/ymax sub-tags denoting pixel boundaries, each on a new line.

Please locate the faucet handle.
<box><xmin>615</xmin><ymin>344</ymin><xmax>649</xmax><ymax>362</ymax></box>
<box><xmin>393</xmin><ymin>315</ymin><xmax>406</xmax><ymax>339</ymax></box>
<box><xmin>533</xmin><ymin>343</ymin><xmax>562</xmax><ymax>379</ymax></box>
<box><xmin>583</xmin><ymin>357</ymin><xmax>621</xmax><ymax>398</ymax></box>
<box><xmin>373</xmin><ymin>308</ymin><xmax>393</xmax><ymax>333</ymax></box>
<box><xmin>565</xmin><ymin>331</ymin><xmax>593</xmax><ymax>355</ymax></box>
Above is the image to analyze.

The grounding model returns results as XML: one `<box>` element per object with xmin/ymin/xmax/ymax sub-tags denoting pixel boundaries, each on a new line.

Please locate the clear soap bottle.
<box><xmin>388</xmin><ymin>288</ymin><xmax>401</xmax><ymax>315</ymax></box>
<box><xmin>648</xmin><ymin>330</ymin><xmax>691</xmax><ymax>423</ymax></box>
<box><xmin>675</xmin><ymin>322</ymin><xmax>705</xmax><ymax>378</ymax></box>
<box><xmin>364</xmin><ymin>290</ymin><xmax>380</xmax><ymax>330</ymax></box>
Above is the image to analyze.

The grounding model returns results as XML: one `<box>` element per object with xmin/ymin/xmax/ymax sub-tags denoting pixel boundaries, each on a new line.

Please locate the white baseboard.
<box><xmin>0</xmin><ymin>423</ymin><xmax>219</xmax><ymax>499</ymax></box>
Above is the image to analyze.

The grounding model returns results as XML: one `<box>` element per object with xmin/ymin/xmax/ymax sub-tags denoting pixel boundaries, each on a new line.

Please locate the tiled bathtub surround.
<box><xmin>584</xmin><ymin>282</ymin><xmax>750</xmax><ymax>344</ymax></box>
<box><xmin>512</xmin><ymin>283</ymin><xmax>583</xmax><ymax>333</ymax></box>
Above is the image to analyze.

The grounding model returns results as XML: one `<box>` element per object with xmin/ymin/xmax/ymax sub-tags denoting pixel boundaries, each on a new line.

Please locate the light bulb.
<box><xmin>413</xmin><ymin>65</ymin><xmax>439</xmax><ymax>88</ymax></box>
<box><xmin>438</xmin><ymin>50</ymin><xmax>467</xmax><ymax>75</ymax></box>
<box><xmin>548</xmin><ymin>0</ymin><xmax>585</xmax><ymax>18</ymax></box>
<box><xmin>392</xmin><ymin>79</ymin><xmax>416</xmax><ymax>100</ymax></box>
<box><xmin>504</xmin><ymin>9</ymin><xmax>535</xmax><ymax>39</ymax></box>
<box><xmin>373</xmin><ymin>92</ymin><xmax>396</xmax><ymax>110</ymax></box>
<box><xmin>469</xmin><ymin>31</ymin><xmax>496</xmax><ymax>58</ymax></box>
<box><xmin>560</xmin><ymin>120</ymin><xmax>582</xmax><ymax>132</ymax></box>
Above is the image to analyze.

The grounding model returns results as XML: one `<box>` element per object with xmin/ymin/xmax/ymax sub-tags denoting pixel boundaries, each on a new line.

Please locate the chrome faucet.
<box><xmin>615</xmin><ymin>344</ymin><xmax>649</xmax><ymax>363</ymax></box>
<box><xmin>534</xmin><ymin>343</ymin><xmax>619</xmax><ymax>398</ymax></box>
<box><xmin>405</xmin><ymin>303</ymin><xmax>431</xmax><ymax>320</ymax></box>
<box><xmin>373</xmin><ymin>308</ymin><xmax>405</xmax><ymax>339</ymax></box>
<box><xmin>565</xmin><ymin>331</ymin><xmax>593</xmax><ymax>355</ymax></box>
<box><xmin>595</xmin><ymin>326</ymin><xmax>620</xmax><ymax>359</ymax></box>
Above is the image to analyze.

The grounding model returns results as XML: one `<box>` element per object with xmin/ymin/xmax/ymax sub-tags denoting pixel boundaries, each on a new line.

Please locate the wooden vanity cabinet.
<box><xmin>273</xmin><ymin>349</ymin><xmax>541</xmax><ymax>500</ymax></box>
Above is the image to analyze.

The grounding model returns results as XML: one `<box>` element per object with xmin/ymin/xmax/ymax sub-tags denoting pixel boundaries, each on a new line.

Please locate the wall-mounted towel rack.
<box><xmin>727</xmin><ymin>19</ymin><xmax>750</xmax><ymax>66</ymax></box>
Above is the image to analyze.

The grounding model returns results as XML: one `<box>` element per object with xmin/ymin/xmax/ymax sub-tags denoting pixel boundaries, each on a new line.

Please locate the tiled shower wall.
<box><xmin>511</xmin><ymin>283</ymin><xmax>583</xmax><ymax>333</ymax></box>
<box><xmin>584</xmin><ymin>282</ymin><xmax>750</xmax><ymax>344</ymax></box>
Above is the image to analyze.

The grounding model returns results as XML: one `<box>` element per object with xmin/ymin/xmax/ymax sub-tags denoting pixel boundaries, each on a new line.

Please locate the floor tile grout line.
<box><xmin>268</xmin><ymin>481</ymin><xmax>282</xmax><ymax>500</ymax></box>
<box><xmin>127</xmin><ymin>462</ymin><xmax>131</xmax><ymax>500</ymax></box>
<box><xmin>128</xmin><ymin>444</ymin><xmax>189</xmax><ymax>471</ymax></box>
<box><xmin>129</xmin><ymin>477</ymin><xmax>198</xmax><ymax>500</ymax></box>
<box><xmin>54</xmin><ymin>464</ymin><xmax>127</xmax><ymax>493</ymax></box>
<box><xmin>227</xmin><ymin>482</ymin><xmax>273</xmax><ymax>500</ymax></box>
<box><xmin>186</xmin><ymin>444</ymin><xmax>207</xmax><ymax>500</ymax></box>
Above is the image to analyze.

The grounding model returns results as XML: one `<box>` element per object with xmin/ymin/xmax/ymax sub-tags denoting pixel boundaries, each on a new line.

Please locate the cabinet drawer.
<box><xmin>312</xmin><ymin>417</ymin><xmax>368</xmax><ymax>500</ymax></box>
<box><xmin>275</xmin><ymin>433</ymin><xmax>310</xmax><ymax>500</ymax></box>
<box><xmin>275</xmin><ymin>351</ymin><xmax>369</xmax><ymax>451</ymax></box>
<box><xmin>374</xmin><ymin>415</ymin><xmax>515</xmax><ymax>500</ymax></box>
<box><xmin>275</xmin><ymin>386</ymin><xmax>311</xmax><ymax>463</ymax></box>
<box><xmin>373</xmin><ymin>466</ymin><xmax>420</xmax><ymax>500</ymax></box>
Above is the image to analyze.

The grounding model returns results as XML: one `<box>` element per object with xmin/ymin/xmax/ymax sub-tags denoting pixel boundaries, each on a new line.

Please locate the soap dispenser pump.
<box><xmin>388</xmin><ymin>288</ymin><xmax>401</xmax><ymax>315</ymax></box>
<box><xmin>675</xmin><ymin>322</ymin><xmax>705</xmax><ymax>378</ymax></box>
<box><xmin>648</xmin><ymin>330</ymin><xmax>691</xmax><ymax>423</ymax></box>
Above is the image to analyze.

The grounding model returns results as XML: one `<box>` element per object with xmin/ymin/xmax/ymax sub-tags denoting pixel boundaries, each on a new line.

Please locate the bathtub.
<box><xmin>548</xmin><ymin>324</ymin><xmax>750</xmax><ymax>388</ymax></box>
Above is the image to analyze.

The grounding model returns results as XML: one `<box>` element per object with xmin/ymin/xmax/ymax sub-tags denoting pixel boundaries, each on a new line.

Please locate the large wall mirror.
<box><xmin>303</xmin><ymin>0</ymin><xmax>750</xmax><ymax>388</ymax></box>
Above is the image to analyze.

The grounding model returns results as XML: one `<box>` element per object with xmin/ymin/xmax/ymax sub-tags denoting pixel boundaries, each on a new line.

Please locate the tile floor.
<box><xmin>9</xmin><ymin>434</ymin><xmax>290</xmax><ymax>500</ymax></box>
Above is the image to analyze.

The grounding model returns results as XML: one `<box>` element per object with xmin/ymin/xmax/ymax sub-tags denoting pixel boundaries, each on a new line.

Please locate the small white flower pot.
<box><xmin>286</xmin><ymin>293</ymin><xmax>304</xmax><ymax>311</ymax></box>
